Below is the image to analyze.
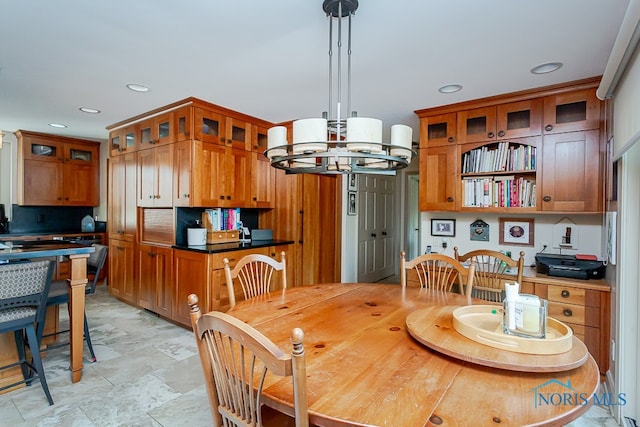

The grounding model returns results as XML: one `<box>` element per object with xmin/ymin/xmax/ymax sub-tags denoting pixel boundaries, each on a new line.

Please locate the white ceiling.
<box><xmin>0</xmin><ymin>0</ymin><xmax>632</xmax><ymax>142</ymax></box>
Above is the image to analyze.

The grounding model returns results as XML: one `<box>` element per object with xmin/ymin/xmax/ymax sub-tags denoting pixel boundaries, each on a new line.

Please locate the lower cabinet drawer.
<box><xmin>548</xmin><ymin>301</ymin><xmax>585</xmax><ymax>326</ymax></box>
<box><xmin>547</xmin><ymin>285</ymin><xmax>585</xmax><ymax>306</ymax></box>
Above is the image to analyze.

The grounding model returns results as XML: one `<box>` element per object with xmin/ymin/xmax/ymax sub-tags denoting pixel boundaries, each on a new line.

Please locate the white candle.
<box><xmin>346</xmin><ymin>117</ymin><xmax>383</xmax><ymax>153</ymax></box>
<box><xmin>292</xmin><ymin>118</ymin><xmax>327</xmax><ymax>154</ymax></box>
<box><xmin>266</xmin><ymin>126</ymin><xmax>288</xmax><ymax>159</ymax></box>
<box><xmin>516</xmin><ymin>294</ymin><xmax>541</xmax><ymax>334</ymax></box>
<box><xmin>390</xmin><ymin>124</ymin><xmax>413</xmax><ymax>158</ymax></box>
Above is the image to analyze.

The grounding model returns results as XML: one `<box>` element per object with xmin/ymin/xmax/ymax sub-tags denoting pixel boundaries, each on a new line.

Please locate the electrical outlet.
<box><xmin>442</xmin><ymin>239</ymin><xmax>448</xmax><ymax>249</ymax></box>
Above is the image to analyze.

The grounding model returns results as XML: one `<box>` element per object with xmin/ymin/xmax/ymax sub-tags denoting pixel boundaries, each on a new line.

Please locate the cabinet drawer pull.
<box><xmin>545</xmin><ymin>124</ymin><xmax>553</xmax><ymax>131</ymax></box>
<box><xmin>543</xmin><ymin>195</ymin><xmax>551</xmax><ymax>202</ymax></box>
<box><xmin>563</xmin><ymin>309</ymin><xmax>573</xmax><ymax>317</ymax></box>
<box><xmin>447</xmin><ymin>197</ymin><xmax>454</xmax><ymax>202</ymax></box>
<box><xmin>561</xmin><ymin>290</ymin><xmax>570</xmax><ymax>298</ymax></box>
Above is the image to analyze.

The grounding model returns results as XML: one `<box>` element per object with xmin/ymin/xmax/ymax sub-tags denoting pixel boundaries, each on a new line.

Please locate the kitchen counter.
<box><xmin>172</xmin><ymin>239</ymin><xmax>294</xmax><ymax>254</ymax></box>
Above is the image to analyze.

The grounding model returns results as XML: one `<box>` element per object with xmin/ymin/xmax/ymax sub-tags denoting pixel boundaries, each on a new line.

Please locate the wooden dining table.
<box><xmin>227</xmin><ymin>283</ymin><xmax>600</xmax><ymax>427</ymax></box>
<box><xmin>0</xmin><ymin>241</ymin><xmax>94</xmax><ymax>385</ymax></box>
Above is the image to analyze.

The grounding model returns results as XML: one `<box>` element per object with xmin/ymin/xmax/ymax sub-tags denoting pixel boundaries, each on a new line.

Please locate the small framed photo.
<box><xmin>499</xmin><ymin>218</ymin><xmax>534</xmax><ymax>246</ymax></box>
<box><xmin>348</xmin><ymin>174</ymin><xmax>358</xmax><ymax>191</ymax></box>
<box><xmin>347</xmin><ymin>191</ymin><xmax>357</xmax><ymax>216</ymax></box>
<box><xmin>431</xmin><ymin>219</ymin><xmax>456</xmax><ymax>237</ymax></box>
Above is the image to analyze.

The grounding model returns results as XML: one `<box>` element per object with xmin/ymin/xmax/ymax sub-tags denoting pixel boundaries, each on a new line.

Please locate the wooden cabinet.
<box><xmin>415</xmin><ymin>78</ymin><xmax>603</xmax><ymax>213</ymax></box>
<box><xmin>16</xmin><ymin>130</ymin><xmax>100</xmax><ymax>206</ymax></box>
<box><xmin>137</xmin><ymin>144</ymin><xmax>173</xmax><ymax>207</ymax></box>
<box><xmin>419</xmin><ymin>146</ymin><xmax>458</xmax><ymax>211</ymax></box>
<box><xmin>108</xmin><ymin>152</ymin><xmax>137</xmax><ymax>241</ymax></box>
<box><xmin>110</xmin><ymin>125</ymin><xmax>136</xmax><ymax>156</ymax></box>
<box><xmin>543</xmin><ymin>88</ymin><xmax>601</xmax><ymax>134</ymax></box>
<box><xmin>173</xmin><ymin>250</ymin><xmax>210</xmax><ymax>326</ymax></box>
<box><xmin>138</xmin><ymin>244</ymin><xmax>173</xmax><ymax>318</ymax></box>
<box><xmin>540</xmin><ymin>130</ymin><xmax>602</xmax><ymax>212</ymax></box>
<box><xmin>109</xmin><ymin>239</ymin><xmax>137</xmax><ymax>304</ymax></box>
<box><xmin>173</xmin><ymin>140</ymin><xmax>251</xmax><ymax>207</ymax></box>
<box><xmin>262</xmin><ymin>171</ymin><xmax>341</xmax><ymax>287</ymax></box>
<box><xmin>251</xmin><ymin>151</ymin><xmax>275</xmax><ymax>208</ymax></box>
<box><xmin>526</xmin><ymin>277</ymin><xmax>610</xmax><ymax>373</ymax></box>
<box><xmin>457</xmin><ymin>99</ymin><xmax>542</xmax><ymax>144</ymax></box>
<box><xmin>193</xmin><ymin>107</ymin><xmax>251</xmax><ymax>150</ymax></box>
<box><xmin>419</xmin><ymin>113</ymin><xmax>457</xmax><ymax>148</ymax></box>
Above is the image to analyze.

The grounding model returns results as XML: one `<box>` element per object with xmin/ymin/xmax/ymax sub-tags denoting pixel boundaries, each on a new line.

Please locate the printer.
<box><xmin>535</xmin><ymin>253</ymin><xmax>605</xmax><ymax>280</ymax></box>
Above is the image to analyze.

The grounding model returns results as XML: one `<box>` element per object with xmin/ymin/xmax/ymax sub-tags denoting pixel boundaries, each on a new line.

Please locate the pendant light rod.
<box><xmin>265</xmin><ymin>0</ymin><xmax>416</xmax><ymax>175</ymax></box>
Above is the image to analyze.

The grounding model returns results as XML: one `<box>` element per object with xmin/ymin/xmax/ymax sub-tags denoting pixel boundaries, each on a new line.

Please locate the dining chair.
<box><xmin>0</xmin><ymin>260</ymin><xmax>55</xmax><ymax>405</ymax></box>
<box><xmin>39</xmin><ymin>243</ymin><xmax>108</xmax><ymax>362</ymax></box>
<box><xmin>454</xmin><ymin>247</ymin><xmax>525</xmax><ymax>303</ymax></box>
<box><xmin>400</xmin><ymin>251</ymin><xmax>475</xmax><ymax>297</ymax></box>
<box><xmin>224</xmin><ymin>251</ymin><xmax>286</xmax><ymax>309</ymax></box>
<box><xmin>187</xmin><ymin>294</ymin><xmax>309</xmax><ymax>427</ymax></box>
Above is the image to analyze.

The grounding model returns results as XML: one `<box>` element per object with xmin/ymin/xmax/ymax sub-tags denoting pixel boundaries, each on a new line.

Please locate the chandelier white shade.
<box><xmin>265</xmin><ymin>0</ymin><xmax>416</xmax><ymax>175</ymax></box>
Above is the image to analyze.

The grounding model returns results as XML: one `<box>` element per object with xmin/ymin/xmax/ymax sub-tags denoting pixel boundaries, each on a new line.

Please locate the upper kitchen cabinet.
<box><xmin>16</xmin><ymin>130</ymin><xmax>100</xmax><ymax>206</ymax></box>
<box><xmin>457</xmin><ymin>99</ymin><xmax>542</xmax><ymax>144</ymax></box>
<box><xmin>110</xmin><ymin>125</ymin><xmax>136</xmax><ymax>157</ymax></box>
<box><xmin>193</xmin><ymin>107</ymin><xmax>252</xmax><ymax>150</ymax></box>
<box><xmin>419</xmin><ymin>113</ymin><xmax>457</xmax><ymax>148</ymax></box>
<box><xmin>543</xmin><ymin>88</ymin><xmax>601</xmax><ymax>134</ymax></box>
<box><xmin>540</xmin><ymin>130</ymin><xmax>602</xmax><ymax>213</ymax></box>
<box><xmin>137</xmin><ymin>144</ymin><xmax>173</xmax><ymax>207</ymax></box>
<box><xmin>138</xmin><ymin>106</ymin><xmax>192</xmax><ymax>150</ymax></box>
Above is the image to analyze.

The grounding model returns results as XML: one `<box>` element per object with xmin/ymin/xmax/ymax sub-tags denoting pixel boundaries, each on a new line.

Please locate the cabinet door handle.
<box><xmin>447</xmin><ymin>197</ymin><xmax>454</xmax><ymax>202</ymax></box>
<box><xmin>183</xmin><ymin>193</ymin><xmax>190</xmax><ymax>198</ymax></box>
<box><xmin>563</xmin><ymin>309</ymin><xmax>573</xmax><ymax>317</ymax></box>
<box><xmin>545</xmin><ymin>124</ymin><xmax>553</xmax><ymax>131</ymax></box>
<box><xmin>497</xmin><ymin>130</ymin><xmax>505</xmax><ymax>137</ymax></box>
<box><xmin>219</xmin><ymin>195</ymin><xmax>225</xmax><ymax>200</ymax></box>
<box><xmin>447</xmin><ymin>136</ymin><xmax>455</xmax><ymax>143</ymax></box>
<box><xmin>226</xmin><ymin>195</ymin><xmax>231</xmax><ymax>200</ymax></box>
<box><xmin>487</xmin><ymin>132</ymin><xmax>495</xmax><ymax>138</ymax></box>
<box><xmin>561</xmin><ymin>290</ymin><xmax>570</xmax><ymax>298</ymax></box>
<box><xmin>253</xmin><ymin>197</ymin><xmax>257</xmax><ymax>201</ymax></box>
<box><xmin>543</xmin><ymin>195</ymin><xmax>551</xmax><ymax>202</ymax></box>
<box><xmin>371</xmin><ymin>233</ymin><xmax>377</xmax><ymax>238</ymax></box>
<box><xmin>382</xmin><ymin>231</ymin><xmax>387</xmax><ymax>236</ymax></box>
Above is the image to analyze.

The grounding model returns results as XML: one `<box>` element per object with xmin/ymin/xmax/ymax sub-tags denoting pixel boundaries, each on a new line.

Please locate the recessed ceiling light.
<box><xmin>126</xmin><ymin>83</ymin><xmax>150</xmax><ymax>92</ymax></box>
<box><xmin>530</xmin><ymin>62</ymin><xmax>563</xmax><ymax>74</ymax></box>
<box><xmin>438</xmin><ymin>84</ymin><xmax>463</xmax><ymax>94</ymax></box>
<box><xmin>79</xmin><ymin>107</ymin><xmax>101</xmax><ymax>114</ymax></box>
<box><xmin>48</xmin><ymin>123</ymin><xmax>67</xmax><ymax>128</ymax></box>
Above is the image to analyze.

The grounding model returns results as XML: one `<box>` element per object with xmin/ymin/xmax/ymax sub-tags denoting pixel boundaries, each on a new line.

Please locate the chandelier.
<box><xmin>265</xmin><ymin>0</ymin><xmax>416</xmax><ymax>175</ymax></box>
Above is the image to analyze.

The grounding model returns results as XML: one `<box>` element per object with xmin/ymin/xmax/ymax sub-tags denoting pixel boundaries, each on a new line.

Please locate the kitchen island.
<box><xmin>0</xmin><ymin>241</ymin><xmax>94</xmax><ymax>389</ymax></box>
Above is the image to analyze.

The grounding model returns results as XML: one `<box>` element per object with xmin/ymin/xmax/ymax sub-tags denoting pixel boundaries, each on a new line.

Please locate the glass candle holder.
<box><xmin>502</xmin><ymin>294</ymin><xmax>548</xmax><ymax>338</ymax></box>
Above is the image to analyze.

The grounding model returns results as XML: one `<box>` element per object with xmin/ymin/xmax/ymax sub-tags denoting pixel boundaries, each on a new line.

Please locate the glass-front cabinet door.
<box><xmin>22</xmin><ymin>137</ymin><xmax>63</xmax><ymax>162</ymax></box>
<box><xmin>64</xmin><ymin>143</ymin><xmax>98</xmax><ymax>166</ymax></box>
<box><xmin>193</xmin><ymin>107</ymin><xmax>224</xmax><ymax>144</ymax></box>
<box><xmin>419</xmin><ymin>113</ymin><xmax>457</xmax><ymax>148</ymax></box>
<box><xmin>223</xmin><ymin>117</ymin><xmax>251</xmax><ymax>150</ymax></box>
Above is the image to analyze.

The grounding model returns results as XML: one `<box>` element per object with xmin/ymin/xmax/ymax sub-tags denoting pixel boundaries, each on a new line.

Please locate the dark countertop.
<box><xmin>173</xmin><ymin>239</ymin><xmax>294</xmax><ymax>254</ymax></box>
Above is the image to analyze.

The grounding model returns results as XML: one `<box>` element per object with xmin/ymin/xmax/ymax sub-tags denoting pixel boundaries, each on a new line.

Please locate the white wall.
<box><xmin>418</xmin><ymin>212</ymin><xmax>603</xmax><ymax>267</ymax></box>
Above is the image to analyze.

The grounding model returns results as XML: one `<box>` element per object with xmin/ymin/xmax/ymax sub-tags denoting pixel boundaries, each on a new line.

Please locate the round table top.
<box><xmin>228</xmin><ymin>283</ymin><xmax>600</xmax><ymax>427</ymax></box>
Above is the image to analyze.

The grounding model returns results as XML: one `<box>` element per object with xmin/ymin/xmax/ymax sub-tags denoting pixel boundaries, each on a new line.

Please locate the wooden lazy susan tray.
<box><xmin>405</xmin><ymin>305</ymin><xmax>589</xmax><ymax>372</ymax></box>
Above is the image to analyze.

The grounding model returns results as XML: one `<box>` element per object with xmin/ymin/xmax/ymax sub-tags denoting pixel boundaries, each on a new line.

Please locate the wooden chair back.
<box><xmin>453</xmin><ymin>248</ymin><xmax>525</xmax><ymax>302</ymax></box>
<box><xmin>187</xmin><ymin>294</ymin><xmax>308</xmax><ymax>427</ymax></box>
<box><xmin>224</xmin><ymin>251</ymin><xmax>286</xmax><ymax>309</ymax></box>
<box><xmin>400</xmin><ymin>251</ymin><xmax>475</xmax><ymax>297</ymax></box>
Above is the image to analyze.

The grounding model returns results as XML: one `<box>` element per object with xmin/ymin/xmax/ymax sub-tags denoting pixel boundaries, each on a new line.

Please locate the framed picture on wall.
<box><xmin>347</xmin><ymin>191</ymin><xmax>357</xmax><ymax>215</ymax></box>
<box><xmin>499</xmin><ymin>218</ymin><xmax>534</xmax><ymax>246</ymax></box>
<box><xmin>431</xmin><ymin>219</ymin><xmax>456</xmax><ymax>237</ymax></box>
<box><xmin>348</xmin><ymin>174</ymin><xmax>358</xmax><ymax>191</ymax></box>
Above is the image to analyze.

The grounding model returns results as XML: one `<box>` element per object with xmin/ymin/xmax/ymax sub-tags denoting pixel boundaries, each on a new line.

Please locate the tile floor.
<box><xmin>0</xmin><ymin>282</ymin><xmax>620</xmax><ymax>426</ymax></box>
